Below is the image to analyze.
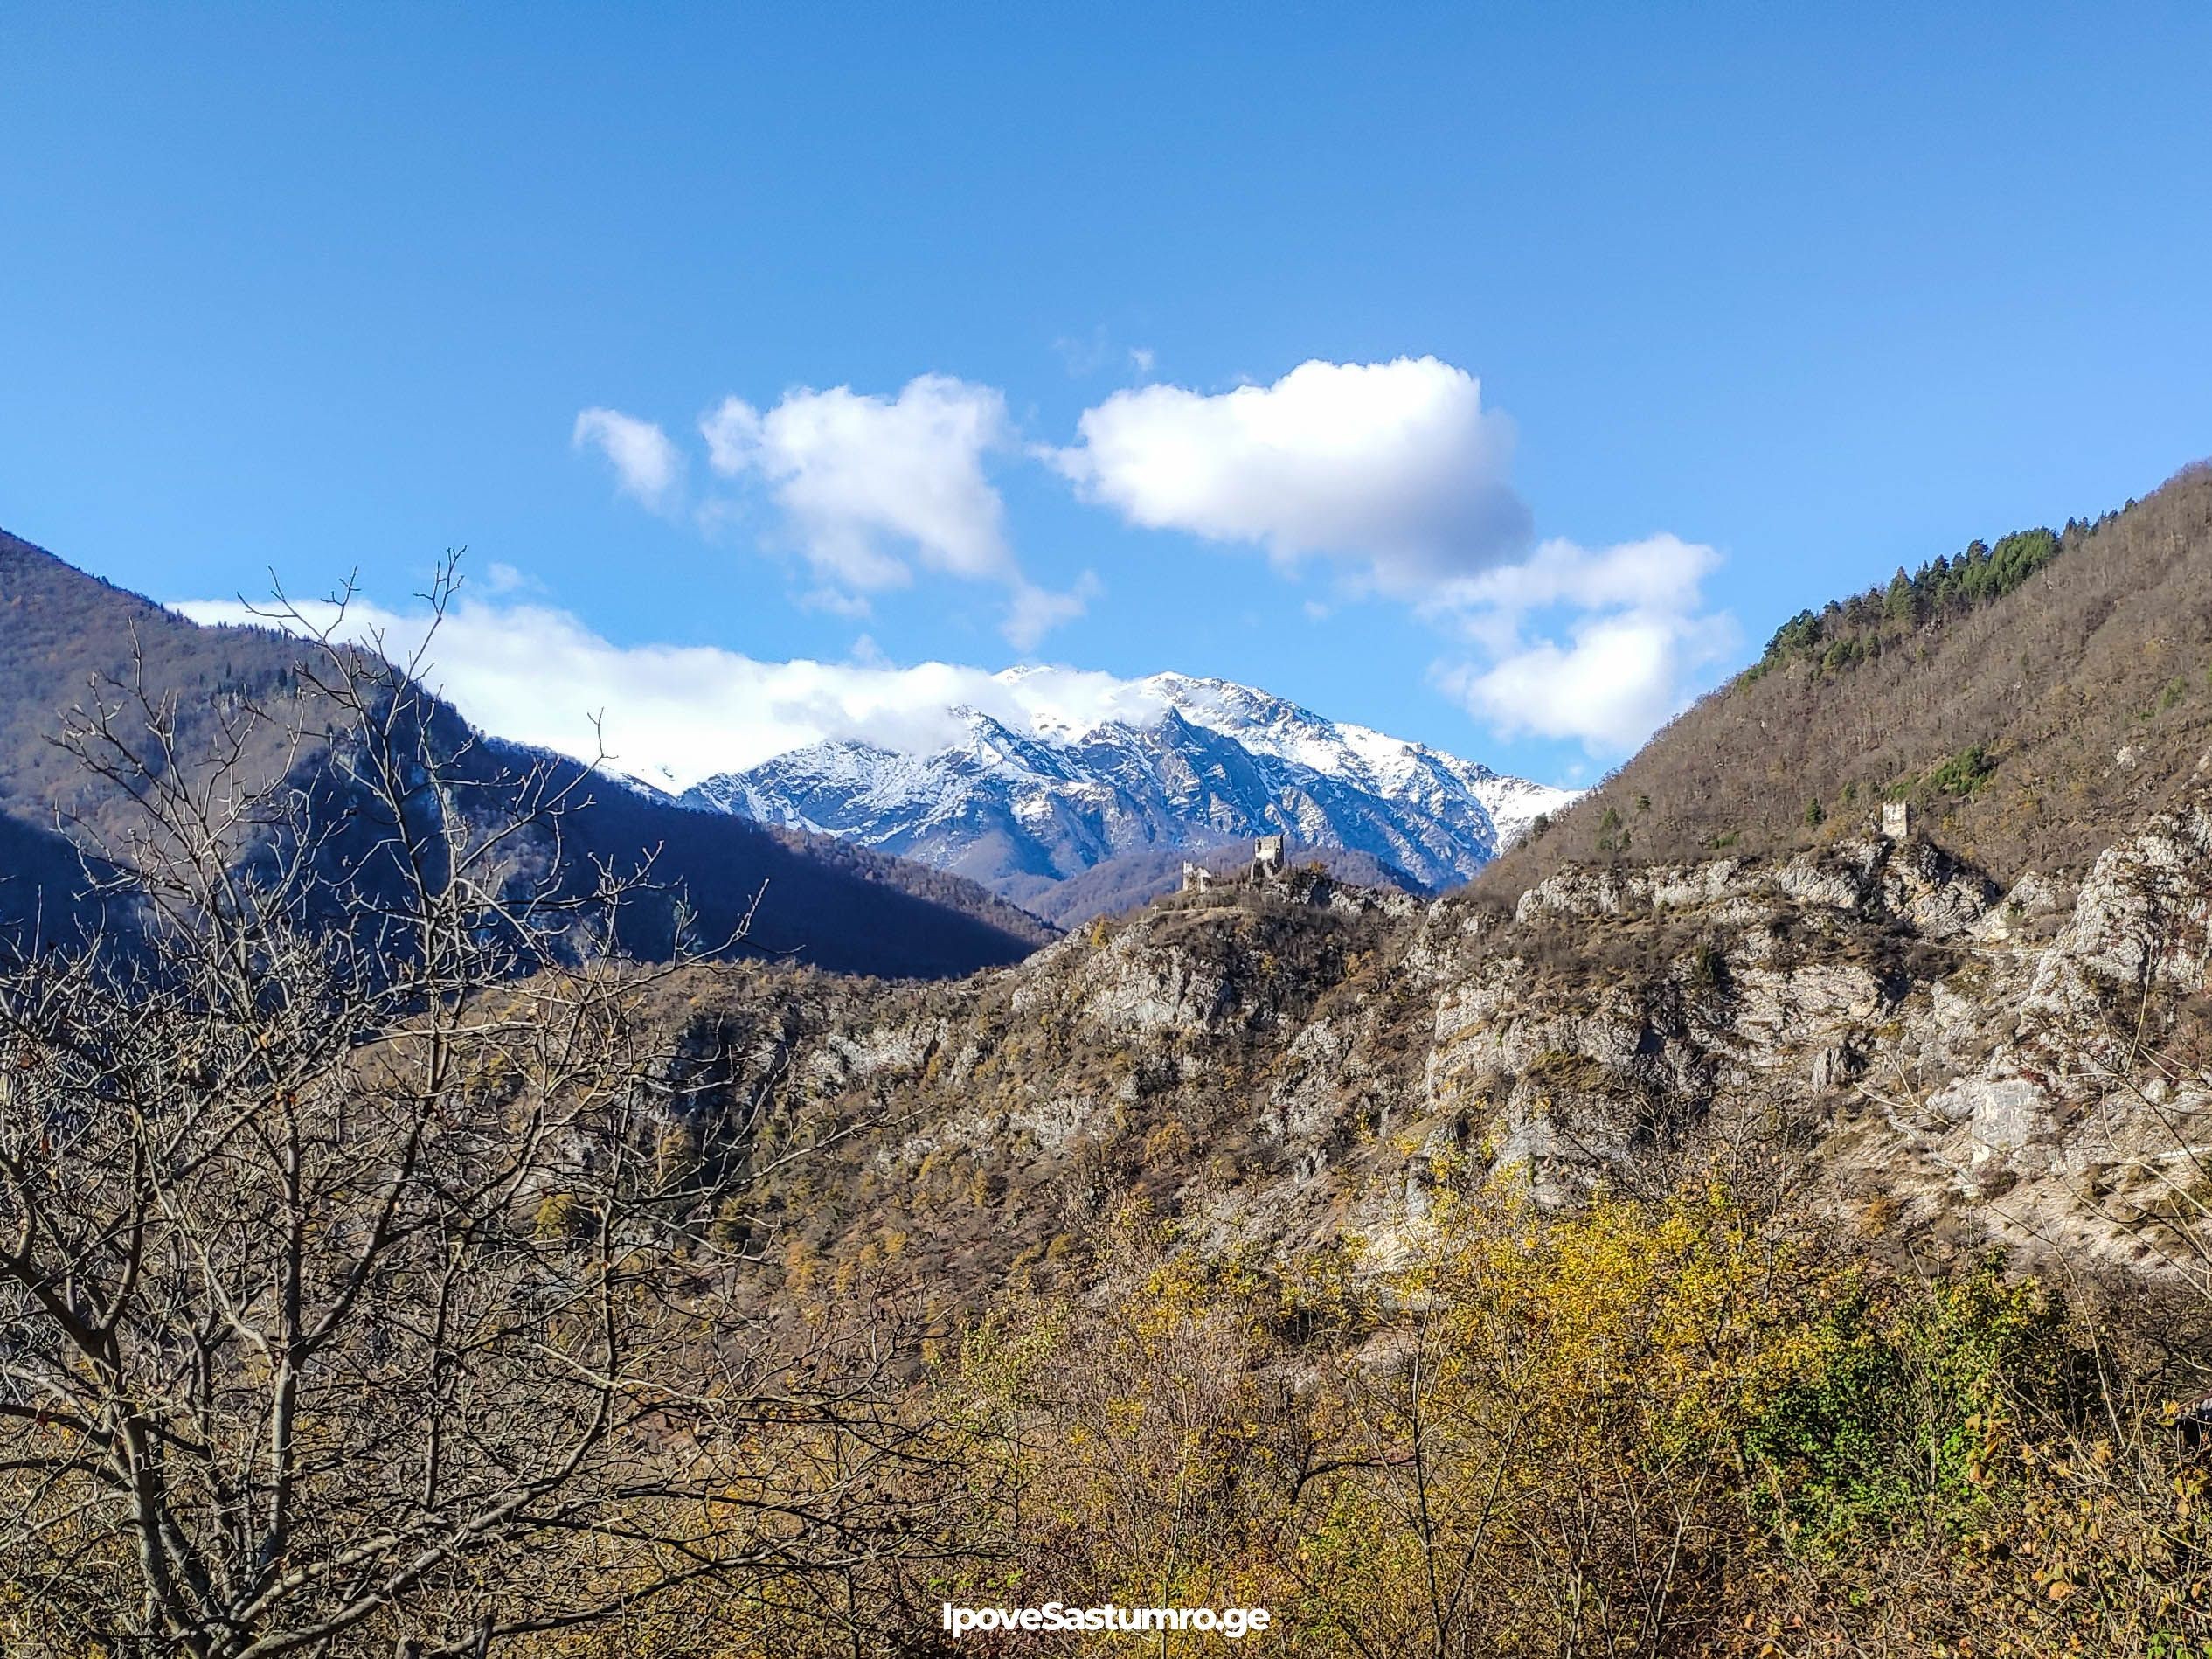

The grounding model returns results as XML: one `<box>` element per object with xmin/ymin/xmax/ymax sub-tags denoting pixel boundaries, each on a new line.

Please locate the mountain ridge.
<box><xmin>0</xmin><ymin>527</ymin><xmax>1053</xmax><ymax>978</ymax></box>
<box><xmin>1482</xmin><ymin>461</ymin><xmax>2212</xmax><ymax>899</ymax></box>
<box><xmin>682</xmin><ymin>668</ymin><xmax>1575</xmax><ymax>915</ymax></box>
<box><xmin>635</xmin><ymin>469</ymin><xmax>2212</xmax><ymax>1307</ymax></box>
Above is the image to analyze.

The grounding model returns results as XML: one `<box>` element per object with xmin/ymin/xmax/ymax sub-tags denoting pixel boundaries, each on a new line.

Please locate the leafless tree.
<box><xmin>0</xmin><ymin>568</ymin><xmax>941</xmax><ymax>1656</ymax></box>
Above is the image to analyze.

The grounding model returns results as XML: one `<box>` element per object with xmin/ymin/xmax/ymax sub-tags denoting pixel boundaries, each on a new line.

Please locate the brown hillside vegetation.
<box><xmin>1486</xmin><ymin>461</ymin><xmax>2212</xmax><ymax>896</ymax></box>
<box><xmin>350</xmin><ymin>836</ymin><xmax>2212</xmax><ymax>1656</ymax></box>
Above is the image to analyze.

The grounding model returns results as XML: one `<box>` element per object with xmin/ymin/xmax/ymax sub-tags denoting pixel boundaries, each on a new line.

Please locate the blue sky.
<box><xmin>4</xmin><ymin>3</ymin><xmax>2210</xmax><ymax>788</ymax></box>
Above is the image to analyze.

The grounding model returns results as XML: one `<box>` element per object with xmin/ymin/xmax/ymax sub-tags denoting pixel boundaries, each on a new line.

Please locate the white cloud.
<box><xmin>794</xmin><ymin>585</ymin><xmax>875</xmax><ymax>620</ymax></box>
<box><xmin>1052</xmin><ymin>330</ymin><xmax>1155</xmax><ymax>380</ymax></box>
<box><xmin>575</xmin><ymin>374</ymin><xmax>1089</xmax><ymax>648</ymax></box>
<box><xmin>561</xmin><ymin>357</ymin><xmax>1737</xmax><ymax>756</ymax></box>
<box><xmin>170</xmin><ymin>593</ymin><xmax>1161</xmax><ymax>792</ymax></box>
<box><xmin>1051</xmin><ymin>356</ymin><xmax>1531</xmax><ymax>595</ymax></box>
<box><xmin>1052</xmin><ymin>329</ymin><xmax>1113</xmax><ymax>377</ymax></box>
<box><xmin>699</xmin><ymin>374</ymin><xmax>1013</xmax><ymax>590</ymax></box>
<box><xmin>1429</xmin><ymin>533</ymin><xmax>1720</xmax><ymax>621</ymax></box>
<box><xmin>1430</xmin><ymin>535</ymin><xmax>1736</xmax><ymax>753</ymax></box>
<box><xmin>1436</xmin><ymin>612</ymin><xmax>1734</xmax><ymax>753</ymax></box>
<box><xmin>572</xmin><ymin>407</ymin><xmax>683</xmax><ymax>511</ymax></box>
<box><xmin>691</xmin><ymin>373</ymin><xmax>1089</xmax><ymax>648</ymax></box>
<box><xmin>1002</xmin><ymin>573</ymin><xmax>1103</xmax><ymax>653</ymax></box>
<box><xmin>1048</xmin><ymin>355</ymin><xmax>1732</xmax><ymax>753</ymax></box>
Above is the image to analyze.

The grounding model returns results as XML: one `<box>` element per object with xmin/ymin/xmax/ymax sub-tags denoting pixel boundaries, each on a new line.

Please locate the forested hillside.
<box><xmin>1486</xmin><ymin>462</ymin><xmax>2212</xmax><ymax>893</ymax></box>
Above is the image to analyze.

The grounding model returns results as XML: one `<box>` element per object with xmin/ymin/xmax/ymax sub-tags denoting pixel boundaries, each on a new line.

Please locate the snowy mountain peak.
<box><xmin>681</xmin><ymin>674</ymin><xmax>1577</xmax><ymax>912</ymax></box>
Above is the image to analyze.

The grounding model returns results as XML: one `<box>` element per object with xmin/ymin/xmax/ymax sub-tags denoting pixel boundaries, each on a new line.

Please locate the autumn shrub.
<box><xmin>909</xmin><ymin>1182</ymin><xmax>2212</xmax><ymax>1657</ymax></box>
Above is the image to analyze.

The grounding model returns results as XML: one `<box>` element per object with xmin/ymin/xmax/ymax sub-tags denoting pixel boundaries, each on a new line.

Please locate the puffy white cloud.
<box><xmin>1048</xmin><ymin>356</ymin><xmax>1742</xmax><ymax>755</ymax></box>
<box><xmin>1046</xmin><ymin>356</ymin><xmax>1740</xmax><ymax>753</ymax></box>
<box><xmin>577</xmin><ymin>374</ymin><xmax>1090</xmax><ymax>647</ymax></box>
<box><xmin>571</xmin><ymin>407</ymin><xmax>683</xmax><ymax>511</ymax></box>
<box><xmin>1429</xmin><ymin>533</ymin><xmax>1719</xmax><ymax>621</ymax></box>
<box><xmin>1436</xmin><ymin>610</ymin><xmax>1735</xmax><ymax>753</ymax></box>
<box><xmin>699</xmin><ymin>374</ymin><xmax>1014</xmax><ymax>591</ymax></box>
<box><xmin>563</xmin><ymin>357</ymin><xmax>1738</xmax><ymax>755</ymax></box>
<box><xmin>170</xmin><ymin>593</ymin><xmax>1159</xmax><ymax>793</ymax></box>
<box><xmin>1051</xmin><ymin>357</ymin><xmax>1530</xmax><ymax>594</ymax></box>
<box><xmin>1430</xmin><ymin>533</ymin><xmax>1736</xmax><ymax>753</ymax></box>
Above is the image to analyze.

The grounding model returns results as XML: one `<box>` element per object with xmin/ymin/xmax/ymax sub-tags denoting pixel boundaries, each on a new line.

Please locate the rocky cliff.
<box><xmin>625</xmin><ymin>779</ymin><xmax>2212</xmax><ymax>1303</ymax></box>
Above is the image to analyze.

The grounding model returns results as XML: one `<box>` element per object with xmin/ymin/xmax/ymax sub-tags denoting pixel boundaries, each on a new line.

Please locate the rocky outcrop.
<box><xmin>1512</xmin><ymin>836</ymin><xmax>1998</xmax><ymax>939</ymax></box>
<box><xmin>635</xmin><ymin>802</ymin><xmax>2212</xmax><ymax>1296</ymax></box>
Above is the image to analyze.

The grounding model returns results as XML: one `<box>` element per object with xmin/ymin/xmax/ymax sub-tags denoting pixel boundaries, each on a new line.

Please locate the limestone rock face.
<box><xmin>1075</xmin><ymin>934</ymin><xmax>1236</xmax><ymax>1038</ymax></box>
<box><xmin>631</xmin><ymin>794</ymin><xmax>2212</xmax><ymax>1292</ymax></box>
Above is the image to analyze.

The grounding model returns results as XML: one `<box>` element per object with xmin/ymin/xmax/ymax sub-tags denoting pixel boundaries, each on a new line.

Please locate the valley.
<box><xmin>3</xmin><ymin>471</ymin><xmax>2212</xmax><ymax>1654</ymax></box>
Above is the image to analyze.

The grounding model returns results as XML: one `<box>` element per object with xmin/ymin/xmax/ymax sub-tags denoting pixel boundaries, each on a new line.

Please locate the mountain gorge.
<box><xmin>15</xmin><ymin>3</ymin><xmax>2212</xmax><ymax>1646</ymax></box>
<box><xmin>682</xmin><ymin>670</ymin><xmax>1576</xmax><ymax>918</ymax></box>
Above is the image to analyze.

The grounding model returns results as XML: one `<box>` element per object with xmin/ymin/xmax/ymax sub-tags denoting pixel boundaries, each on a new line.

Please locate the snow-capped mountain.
<box><xmin>679</xmin><ymin>671</ymin><xmax>1577</xmax><ymax>909</ymax></box>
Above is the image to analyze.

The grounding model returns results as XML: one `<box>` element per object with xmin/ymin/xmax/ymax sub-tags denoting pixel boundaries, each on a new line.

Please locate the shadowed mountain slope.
<box><xmin>0</xmin><ymin>529</ymin><xmax>1052</xmax><ymax>977</ymax></box>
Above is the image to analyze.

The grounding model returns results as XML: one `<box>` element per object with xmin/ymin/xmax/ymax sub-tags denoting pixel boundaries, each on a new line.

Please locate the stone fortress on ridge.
<box><xmin>1180</xmin><ymin>834</ymin><xmax>1289</xmax><ymax>894</ymax></box>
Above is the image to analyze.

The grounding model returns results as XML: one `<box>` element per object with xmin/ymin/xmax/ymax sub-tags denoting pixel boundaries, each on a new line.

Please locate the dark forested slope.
<box><xmin>0</xmin><ymin>529</ymin><xmax>1051</xmax><ymax>975</ymax></box>
<box><xmin>1485</xmin><ymin>461</ymin><xmax>2212</xmax><ymax>895</ymax></box>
